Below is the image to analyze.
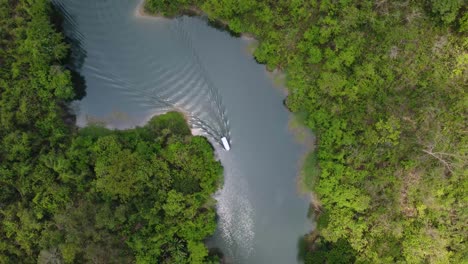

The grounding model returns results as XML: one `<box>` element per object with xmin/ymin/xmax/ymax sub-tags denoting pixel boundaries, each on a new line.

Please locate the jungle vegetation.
<box><xmin>145</xmin><ymin>0</ymin><xmax>468</xmax><ymax>263</ymax></box>
<box><xmin>0</xmin><ymin>0</ymin><xmax>222</xmax><ymax>263</ymax></box>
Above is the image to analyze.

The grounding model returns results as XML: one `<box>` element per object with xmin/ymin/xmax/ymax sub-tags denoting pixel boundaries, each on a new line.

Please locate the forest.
<box><xmin>0</xmin><ymin>0</ymin><xmax>222</xmax><ymax>263</ymax></box>
<box><xmin>145</xmin><ymin>0</ymin><xmax>468</xmax><ymax>263</ymax></box>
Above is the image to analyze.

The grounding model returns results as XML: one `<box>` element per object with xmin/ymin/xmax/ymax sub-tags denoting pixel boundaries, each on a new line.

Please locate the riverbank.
<box><xmin>137</xmin><ymin>0</ymin><xmax>257</xmax><ymax>40</ymax></box>
<box><xmin>137</xmin><ymin>0</ymin><xmax>321</xmax><ymax>239</ymax></box>
<box><xmin>267</xmin><ymin>69</ymin><xmax>320</xmax><ymax>213</ymax></box>
<box><xmin>237</xmin><ymin>33</ymin><xmax>319</xmax><ymax>214</ymax></box>
<box><xmin>243</xmin><ymin>35</ymin><xmax>320</xmax><ymax>217</ymax></box>
<box><xmin>0</xmin><ymin>2</ymin><xmax>225</xmax><ymax>262</ymax></box>
<box><xmin>135</xmin><ymin>0</ymin><xmax>164</xmax><ymax>19</ymax></box>
<box><xmin>162</xmin><ymin>1</ymin><xmax>467</xmax><ymax>263</ymax></box>
<box><xmin>133</xmin><ymin>2</ymin><xmax>314</xmax><ymax>263</ymax></box>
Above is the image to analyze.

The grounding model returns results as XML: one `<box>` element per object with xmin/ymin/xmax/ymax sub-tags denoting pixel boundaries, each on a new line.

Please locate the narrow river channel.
<box><xmin>56</xmin><ymin>0</ymin><xmax>311</xmax><ymax>262</ymax></box>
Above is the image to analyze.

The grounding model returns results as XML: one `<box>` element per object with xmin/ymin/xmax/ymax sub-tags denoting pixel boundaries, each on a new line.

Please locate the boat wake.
<box><xmin>54</xmin><ymin>1</ymin><xmax>255</xmax><ymax>260</ymax></box>
<box><xmin>54</xmin><ymin>0</ymin><xmax>230</xmax><ymax>148</ymax></box>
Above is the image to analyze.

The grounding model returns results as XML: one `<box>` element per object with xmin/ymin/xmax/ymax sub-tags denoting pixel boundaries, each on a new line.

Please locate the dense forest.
<box><xmin>0</xmin><ymin>0</ymin><xmax>222</xmax><ymax>263</ymax></box>
<box><xmin>145</xmin><ymin>0</ymin><xmax>468</xmax><ymax>263</ymax></box>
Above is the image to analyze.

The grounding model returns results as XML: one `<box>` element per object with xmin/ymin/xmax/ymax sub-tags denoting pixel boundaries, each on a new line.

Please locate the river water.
<box><xmin>56</xmin><ymin>0</ymin><xmax>311</xmax><ymax>263</ymax></box>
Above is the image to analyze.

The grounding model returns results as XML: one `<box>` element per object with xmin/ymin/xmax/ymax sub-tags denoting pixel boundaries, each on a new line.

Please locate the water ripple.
<box><xmin>54</xmin><ymin>0</ymin><xmax>231</xmax><ymax>146</ymax></box>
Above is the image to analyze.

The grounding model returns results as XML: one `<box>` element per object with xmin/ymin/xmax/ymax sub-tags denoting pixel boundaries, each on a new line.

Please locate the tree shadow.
<box><xmin>51</xmin><ymin>1</ymin><xmax>88</xmax><ymax>100</ymax></box>
<box><xmin>205</xmin><ymin>18</ymin><xmax>241</xmax><ymax>38</ymax></box>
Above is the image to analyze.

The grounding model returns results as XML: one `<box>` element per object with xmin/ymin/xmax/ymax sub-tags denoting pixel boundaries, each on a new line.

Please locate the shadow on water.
<box><xmin>51</xmin><ymin>1</ymin><xmax>88</xmax><ymax>101</ymax></box>
<box><xmin>69</xmin><ymin>70</ymin><xmax>86</xmax><ymax>100</ymax></box>
<box><xmin>207</xmin><ymin>247</ymin><xmax>225</xmax><ymax>263</ymax></box>
<box><xmin>205</xmin><ymin>19</ymin><xmax>240</xmax><ymax>38</ymax></box>
<box><xmin>50</xmin><ymin>2</ymin><xmax>65</xmax><ymax>31</ymax></box>
<box><xmin>297</xmin><ymin>235</ymin><xmax>308</xmax><ymax>262</ymax></box>
<box><xmin>168</xmin><ymin>7</ymin><xmax>240</xmax><ymax>38</ymax></box>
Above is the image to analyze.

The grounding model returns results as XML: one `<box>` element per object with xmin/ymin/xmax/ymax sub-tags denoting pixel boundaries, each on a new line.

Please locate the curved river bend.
<box><xmin>56</xmin><ymin>0</ymin><xmax>311</xmax><ymax>263</ymax></box>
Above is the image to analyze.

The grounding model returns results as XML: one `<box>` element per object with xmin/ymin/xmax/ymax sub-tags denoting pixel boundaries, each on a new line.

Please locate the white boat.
<box><xmin>221</xmin><ymin>137</ymin><xmax>230</xmax><ymax>151</ymax></box>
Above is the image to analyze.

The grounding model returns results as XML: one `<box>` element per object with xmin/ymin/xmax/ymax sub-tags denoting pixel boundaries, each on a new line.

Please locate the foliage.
<box><xmin>305</xmin><ymin>238</ymin><xmax>356</xmax><ymax>264</ymax></box>
<box><xmin>147</xmin><ymin>0</ymin><xmax>467</xmax><ymax>262</ymax></box>
<box><xmin>144</xmin><ymin>0</ymin><xmax>195</xmax><ymax>17</ymax></box>
<box><xmin>0</xmin><ymin>1</ymin><xmax>222</xmax><ymax>263</ymax></box>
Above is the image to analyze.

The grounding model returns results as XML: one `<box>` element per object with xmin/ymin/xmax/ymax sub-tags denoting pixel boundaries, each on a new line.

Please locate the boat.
<box><xmin>221</xmin><ymin>137</ymin><xmax>230</xmax><ymax>151</ymax></box>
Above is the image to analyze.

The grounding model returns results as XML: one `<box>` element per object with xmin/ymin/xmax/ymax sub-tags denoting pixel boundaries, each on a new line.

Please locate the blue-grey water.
<box><xmin>56</xmin><ymin>0</ymin><xmax>311</xmax><ymax>263</ymax></box>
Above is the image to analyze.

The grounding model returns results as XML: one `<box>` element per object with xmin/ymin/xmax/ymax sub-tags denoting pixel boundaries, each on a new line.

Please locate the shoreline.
<box><xmin>78</xmin><ymin>109</ymin><xmax>225</xmax><ymax>174</ymax></box>
<box><xmin>134</xmin><ymin>0</ymin><xmax>167</xmax><ymax>20</ymax></box>
<box><xmin>135</xmin><ymin>0</ymin><xmax>257</xmax><ymax>40</ymax></box>
<box><xmin>135</xmin><ymin>0</ymin><xmax>321</xmax><ymax>211</ymax></box>
<box><xmin>135</xmin><ymin>0</ymin><xmax>322</xmax><ymax>250</ymax></box>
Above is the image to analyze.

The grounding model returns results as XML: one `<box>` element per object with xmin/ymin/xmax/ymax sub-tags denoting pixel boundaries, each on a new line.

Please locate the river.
<box><xmin>55</xmin><ymin>0</ymin><xmax>311</xmax><ymax>263</ymax></box>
